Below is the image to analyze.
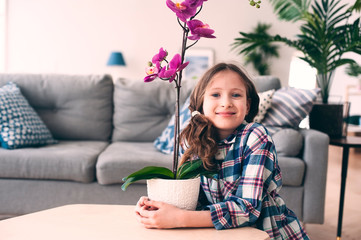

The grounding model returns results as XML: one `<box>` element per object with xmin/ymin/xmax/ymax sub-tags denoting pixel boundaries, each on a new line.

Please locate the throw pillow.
<box><xmin>254</xmin><ymin>89</ymin><xmax>275</xmax><ymax>123</ymax></box>
<box><xmin>261</xmin><ymin>87</ymin><xmax>319</xmax><ymax>128</ymax></box>
<box><xmin>154</xmin><ymin>97</ymin><xmax>191</xmax><ymax>154</ymax></box>
<box><xmin>0</xmin><ymin>82</ymin><xmax>57</xmax><ymax>149</ymax></box>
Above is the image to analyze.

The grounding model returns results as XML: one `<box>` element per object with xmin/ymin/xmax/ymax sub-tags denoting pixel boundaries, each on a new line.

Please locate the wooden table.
<box><xmin>0</xmin><ymin>204</ymin><xmax>270</xmax><ymax>240</ymax></box>
<box><xmin>330</xmin><ymin>136</ymin><xmax>361</xmax><ymax>240</ymax></box>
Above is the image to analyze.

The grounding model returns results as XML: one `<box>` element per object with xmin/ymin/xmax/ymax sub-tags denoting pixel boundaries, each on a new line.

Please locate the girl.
<box><xmin>135</xmin><ymin>63</ymin><xmax>309</xmax><ymax>240</ymax></box>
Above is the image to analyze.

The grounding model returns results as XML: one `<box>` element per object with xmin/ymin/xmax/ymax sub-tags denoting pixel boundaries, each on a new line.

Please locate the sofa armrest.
<box><xmin>300</xmin><ymin>129</ymin><xmax>329</xmax><ymax>223</ymax></box>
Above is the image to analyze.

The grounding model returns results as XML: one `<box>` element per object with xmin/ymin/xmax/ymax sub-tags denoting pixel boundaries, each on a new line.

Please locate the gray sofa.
<box><xmin>0</xmin><ymin>73</ymin><xmax>329</xmax><ymax>224</ymax></box>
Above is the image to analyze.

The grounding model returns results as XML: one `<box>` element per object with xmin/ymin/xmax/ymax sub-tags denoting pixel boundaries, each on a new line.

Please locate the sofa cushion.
<box><xmin>261</xmin><ymin>87</ymin><xmax>319</xmax><ymax>128</ymax></box>
<box><xmin>0</xmin><ymin>74</ymin><xmax>114</xmax><ymax>141</ymax></box>
<box><xmin>97</xmin><ymin>142</ymin><xmax>173</xmax><ymax>185</ymax></box>
<box><xmin>153</xmin><ymin>97</ymin><xmax>191</xmax><ymax>154</ymax></box>
<box><xmin>0</xmin><ymin>141</ymin><xmax>108</xmax><ymax>183</ymax></box>
<box><xmin>112</xmin><ymin>78</ymin><xmax>196</xmax><ymax>142</ymax></box>
<box><xmin>0</xmin><ymin>82</ymin><xmax>57</xmax><ymax>149</ymax></box>
<box><xmin>278</xmin><ymin>156</ymin><xmax>305</xmax><ymax>186</ymax></box>
<box><xmin>272</xmin><ymin>128</ymin><xmax>303</xmax><ymax>157</ymax></box>
<box><xmin>254</xmin><ymin>89</ymin><xmax>275</xmax><ymax>123</ymax></box>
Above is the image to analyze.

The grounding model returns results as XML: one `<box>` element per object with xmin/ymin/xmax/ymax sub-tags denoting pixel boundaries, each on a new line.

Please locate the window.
<box><xmin>288</xmin><ymin>51</ymin><xmax>317</xmax><ymax>89</ymax></box>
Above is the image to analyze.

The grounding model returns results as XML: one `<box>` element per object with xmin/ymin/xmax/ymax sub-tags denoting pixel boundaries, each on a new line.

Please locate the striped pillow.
<box><xmin>261</xmin><ymin>87</ymin><xmax>319</xmax><ymax>128</ymax></box>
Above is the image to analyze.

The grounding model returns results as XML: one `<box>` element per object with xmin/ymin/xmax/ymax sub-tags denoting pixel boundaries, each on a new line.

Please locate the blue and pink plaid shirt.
<box><xmin>198</xmin><ymin>122</ymin><xmax>309</xmax><ymax>240</ymax></box>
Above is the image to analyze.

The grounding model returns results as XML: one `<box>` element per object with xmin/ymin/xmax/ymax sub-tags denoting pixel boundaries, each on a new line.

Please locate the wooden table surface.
<box><xmin>0</xmin><ymin>204</ymin><xmax>270</xmax><ymax>240</ymax></box>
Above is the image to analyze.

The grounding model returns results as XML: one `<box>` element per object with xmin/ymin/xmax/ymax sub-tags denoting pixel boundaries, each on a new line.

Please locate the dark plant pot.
<box><xmin>309</xmin><ymin>102</ymin><xmax>350</xmax><ymax>138</ymax></box>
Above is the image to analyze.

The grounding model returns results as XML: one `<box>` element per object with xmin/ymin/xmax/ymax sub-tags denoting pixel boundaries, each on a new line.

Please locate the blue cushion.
<box><xmin>154</xmin><ymin>97</ymin><xmax>191</xmax><ymax>154</ymax></box>
<box><xmin>261</xmin><ymin>87</ymin><xmax>319</xmax><ymax>128</ymax></box>
<box><xmin>0</xmin><ymin>82</ymin><xmax>57</xmax><ymax>149</ymax></box>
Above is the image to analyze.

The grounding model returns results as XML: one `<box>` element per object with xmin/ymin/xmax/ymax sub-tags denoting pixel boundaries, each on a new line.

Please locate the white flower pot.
<box><xmin>147</xmin><ymin>177</ymin><xmax>200</xmax><ymax>210</ymax></box>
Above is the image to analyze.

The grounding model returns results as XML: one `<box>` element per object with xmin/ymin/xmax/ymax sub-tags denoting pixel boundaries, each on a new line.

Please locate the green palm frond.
<box><xmin>268</xmin><ymin>0</ymin><xmax>311</xmax><ymax>22</ymax></box>
<box><xmin>232</xmin><ymin>22</ymin><xmax>280</xmax><ymax>75</ymax></box>
<box><xmin>345</xmin><ymin>62</ymin><xmax>361</xmax><ymax>77</ymax></box>
<box><xmin>350</xmin><ymin>0</ymin><xmax>361</xmax><ymax>12</ymax></box>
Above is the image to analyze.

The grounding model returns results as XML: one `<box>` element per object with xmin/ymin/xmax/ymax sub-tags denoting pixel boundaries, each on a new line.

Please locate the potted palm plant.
<box><xmin>121</xmin><ymin>0</ymin><xmax>261</xmax><ymax>210</ymax></box>
<box><xmin>233</xmin><ymin>0</ymin><xmax>361</xmax><ymax>137</ymax></box>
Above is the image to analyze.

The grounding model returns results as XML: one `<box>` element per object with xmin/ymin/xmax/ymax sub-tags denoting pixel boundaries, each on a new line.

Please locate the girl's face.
<box><xmin>203</xmin><ymin>70</ymin><xmax>250</xmax><ymax>140</ymax></box>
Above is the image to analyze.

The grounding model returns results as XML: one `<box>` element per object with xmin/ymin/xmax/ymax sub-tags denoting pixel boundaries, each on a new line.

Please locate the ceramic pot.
<box><xmin>147</xmin><ymin>177</ymin><xmax>200</xmax><ymax>210</ymax></box>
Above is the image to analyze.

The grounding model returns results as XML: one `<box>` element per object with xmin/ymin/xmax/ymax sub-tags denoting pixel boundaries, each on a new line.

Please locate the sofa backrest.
<box><xmin>112</xmin><ymin>78</ymin><xmax>196</xmax><ymax>142</ymax></box>
<box><xmin>252</xmin><ymin>75</ymin><xmax>281</xmax><ymax>92</ymax></box>
<box><xmin>112</xmin><ymin>76</ymin><xmax>281</xmax><ymax>142</ymax></box>
<box><xmin>0</xmin><ymin>74</ymin><xmax>114</xmax><ymax>141</ymax></box>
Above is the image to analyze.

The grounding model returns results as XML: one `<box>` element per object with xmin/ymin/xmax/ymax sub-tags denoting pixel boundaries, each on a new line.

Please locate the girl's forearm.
<box><xmin>179</xmin><ymin>210</ymin><xmax>214</xmax><ymax>228</ymax></box>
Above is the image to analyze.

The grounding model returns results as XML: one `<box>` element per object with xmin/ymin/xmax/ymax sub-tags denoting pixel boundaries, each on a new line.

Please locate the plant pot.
<box><xmin>147</xmin><ymin>177</ymin><xmax>200</xmax><ymax>210</ymax></box>
<box><xmin>309</xmin><ymin>102</ymin><xmax>350</xmax><ymax>138</ymax></box>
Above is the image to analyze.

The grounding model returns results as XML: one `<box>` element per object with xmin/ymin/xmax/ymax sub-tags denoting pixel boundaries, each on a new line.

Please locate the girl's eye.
<box><xmin>232</xmin><ymin>93</ymin><xmax>241</xmax><ymax>98</ymax></box>
<box><xmin>211</xmin><ymin>93</ymin><xmax>220</xmax><ymax>97</ymax></box>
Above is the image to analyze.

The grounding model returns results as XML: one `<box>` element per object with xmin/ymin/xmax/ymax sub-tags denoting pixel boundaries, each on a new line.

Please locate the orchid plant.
<box><xmin>122</xmin><ymin>0</ymin><xmax>261</xmax><ymax>191</ymax></box>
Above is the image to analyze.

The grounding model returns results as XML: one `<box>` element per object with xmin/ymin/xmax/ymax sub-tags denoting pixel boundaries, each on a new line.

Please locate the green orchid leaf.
<box><xmin>177</xmin><ymin>159</ymin><xmax>203</xmax><ymax>179</ymax></box>
<box><xmin>123</xmin><ymin>166</ymin><xmax>174</xmax><ymax>180</ymax></box>
<box><xmin>121</xmin><ymin>166</ymin><xmax>174</xmax><ymax>191</ymax></box>
<box><xmin>177</xmin><ymin>159</ymin><xmax>218</xmax><ymax>179</ymax></box>
<box><xmin>121</xmin><ymin>173</ymin><xmax>173</xmax><ymax>191</ymax></box>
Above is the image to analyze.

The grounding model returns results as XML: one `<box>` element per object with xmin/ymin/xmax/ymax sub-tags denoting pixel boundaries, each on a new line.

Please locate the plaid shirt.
<box><xmin>199</xmin><ymin>122</ymin><xmax>309</xmax><ymax>240</ymax></box>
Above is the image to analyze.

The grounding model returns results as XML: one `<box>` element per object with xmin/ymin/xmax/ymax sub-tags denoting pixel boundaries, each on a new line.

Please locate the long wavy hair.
<box><xmin>180</xmin><ymin>63</ymin><xmax>259</xmax><ymax>171</ymax></box>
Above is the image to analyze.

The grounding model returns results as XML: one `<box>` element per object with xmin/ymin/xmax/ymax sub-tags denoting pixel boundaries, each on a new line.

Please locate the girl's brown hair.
<box><xmin>180</xmin><ymin>63</ymin><xmax>259</xmax><ymax>171</ymax></box>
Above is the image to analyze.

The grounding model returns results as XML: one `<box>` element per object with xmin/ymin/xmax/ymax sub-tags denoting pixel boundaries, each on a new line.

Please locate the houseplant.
<box><xmin>232</xmin><ymin>22</ymin><xmax>280</xmax><ymax>75</ymax></box>
<box><xmin>233</xmin><ymin>0</ymin><xmax>361</xmax><ymax>137</ymax></box>
<box><xmin>121</xmin><ymin>1</ymin><xmax>262</xmax><ymax>208</ymax></box>
<box><xmin>233</xmin><ymin>0</ymin><xmax>361</xmax><ymax>104</ymax></box>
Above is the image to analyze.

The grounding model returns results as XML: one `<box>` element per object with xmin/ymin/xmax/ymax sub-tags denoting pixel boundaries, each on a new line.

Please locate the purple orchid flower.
<box><xmin>187</xmin><ymin>19</ymin><xmax>216</xmax><ymax>40</ymax></box>
<box><xmin>144</xmin><ymin>74</ymin><xmax>158</xmax><ymax>83</ymax></box>
<box><xmin>158</xmin><ymin>54</ymin><xmax>189</xmax><ymax>82</ymax></box>
<box><xmin>166</xmin><ymin>0</ymin><xmax>203</xmax><ymax>22</ymax></box>
<box><xmin>188</xmin><ymin>0</ymin><xmax>207</xmax><ymax>8</ymax></box>
<box><xmin>152</xmin><ymin>48</ymin><xmax>168</xmax><ymax>64</ymax></box>
<box><xmin>144</xmin><ymin>62</ymin><xmax>161</xmax><ymax>82</ymax></box>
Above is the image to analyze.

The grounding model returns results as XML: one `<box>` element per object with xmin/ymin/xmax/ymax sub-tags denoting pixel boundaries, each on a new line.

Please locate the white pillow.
<box><xmin>254</xmin><ymin>89</ymin><xmax>275</xmax><ymax>123</ymax></box>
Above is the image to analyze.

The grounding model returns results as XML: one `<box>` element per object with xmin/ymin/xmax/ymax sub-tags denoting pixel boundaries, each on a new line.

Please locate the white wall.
<box><xmin>5</xmin><ymin>0</ymin><xmax>361</xmax><ymax>114</ymax></box>
<box><xmin>6</xmin><ymin>0</ymin><xmax>297</xmax><ymax>83</ymax></box>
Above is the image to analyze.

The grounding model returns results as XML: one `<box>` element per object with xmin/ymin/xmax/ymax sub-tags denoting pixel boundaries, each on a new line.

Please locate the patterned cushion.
<box><xmin>261</xmin><ymin>87</ymin><xmax>319</xmax><ymax>128</ymax></box>
<box><xmin>254</xmin><ymin>89</ymin><xmax>275</xmax><ymax>123</ymax></box>
<box><xmin>154</xmin><ymin>97</ymin><xmax>191</xmax><ymax>154</ymax></box>
<box><xmin>0</xmin><ymin>82</ymin><xmax>57</xmax><ymax>149</ymax></box>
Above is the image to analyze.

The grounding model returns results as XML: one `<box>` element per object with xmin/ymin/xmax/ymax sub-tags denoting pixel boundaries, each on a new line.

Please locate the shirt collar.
<box><xmin>218</xmin><ymin>124</ymin><xmax>244</xmax><ymax>145</ymax></box>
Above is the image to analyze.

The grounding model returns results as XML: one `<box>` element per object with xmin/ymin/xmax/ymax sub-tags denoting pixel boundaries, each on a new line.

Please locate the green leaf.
<box><xmin>177</xmin><ymin>159</ymin><xmax>218</xmax><ymax>179</ymax></box>
<box><xmin>121</xmin><ymin>166</ymin><xmax>174</xmax><ymax>191</ymax></box>
<box><xmin>269</xmin><ymin>0</ymin><xmax>311</xmax><ymax>22</ymax></box>
<box><xmin>177</xmin><ymin>159</ymin><xmax>203</xmax><ymax>179</ymax></box>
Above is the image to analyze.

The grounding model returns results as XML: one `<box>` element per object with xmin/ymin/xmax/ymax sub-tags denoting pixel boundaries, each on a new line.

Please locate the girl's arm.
<box><xmin>135</xmin><ymin>198</ymin><xmax>213</xmax><ymax>229</ymax></box>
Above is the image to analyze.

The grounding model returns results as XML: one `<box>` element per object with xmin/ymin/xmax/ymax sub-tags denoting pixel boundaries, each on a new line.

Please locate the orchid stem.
<box><xmin>186</xmin><ymin>40</ymin><xmax>199</xmax><ymax>50</ymax></box>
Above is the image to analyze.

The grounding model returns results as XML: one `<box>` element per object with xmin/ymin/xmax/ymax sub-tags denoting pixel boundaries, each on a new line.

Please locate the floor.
<box><xmin>306</xmin><ymin>145</ymin><xmax>361</xmax><ymax>240</ymax></box>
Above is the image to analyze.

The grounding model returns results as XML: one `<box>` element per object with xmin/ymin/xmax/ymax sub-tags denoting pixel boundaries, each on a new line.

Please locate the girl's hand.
<box><xmin>134</xmin><ymin>196</ymin><xmax>158</xmax><ymax>215</ymax></box>
<box><xmin>135</xmin><ymin>198</ymin><xmax>185</xmax><ymax>229</ymax></box>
